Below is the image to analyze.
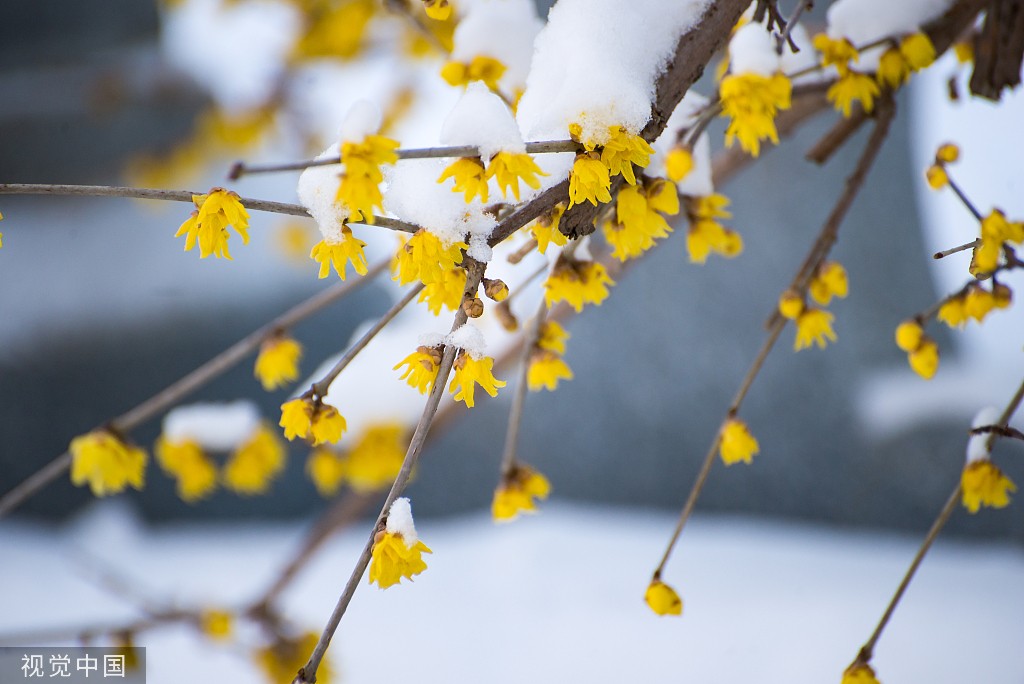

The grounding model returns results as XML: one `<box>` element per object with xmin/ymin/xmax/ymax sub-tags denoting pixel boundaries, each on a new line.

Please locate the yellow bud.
<box><xmin>894</xmin><ymin>320</ymin><xmax>923</xmax><ymax>352</ymax></box>
<box><xmin>954</xmin><ymin>42</ymin><xmax>974</xmax><ymax>64</ymax></box>
<box><xmin>422</xmin><ymin>0</ymin><xmax>451</xmax><ymax>21</ymax></box>
<box><xmin>909</xmin><ymin>338</ymin><xmax>939</xmax><ymax>379</ymax></box>
<box><xmin>494</xmin><ymin>300</ymin><xmax>519</xmax><ymax>332</ymax></box>
<box><xmin>935</xmin><ymin>143</ymin><xmax>960</xmax><ymax>163</ymax></box>
<box><xmin>778</xmin><ymin>290</ymin><xmax>805</xmax><ymax>320</ymax></box>
<box><xmin>483</xmin><ymin>278</ymin><xmax>509</xmax><ymax>302</ymax></box>
<box><xmin>993</xmin><ymin>283</ymin><xmax>1012</xmax><ymax>308</ymax></box>
<box><xmin>440</xmin><ymin>61</ymin><xmax>468</xmax><ymax>87</ymax></box>
<box><xmin>926</xmin><ymin>165</ymin><xmax>948</xmax><ymax>190</ymax></box>
<box><xmin>462</xmin><ymin>295</ymin><xmax>484</xmax><ymax>318</ymax></box>
<box><xmin>665</xmin><ymin>147</ymin><xmax>694</xmax><ymax>182</ymax></box>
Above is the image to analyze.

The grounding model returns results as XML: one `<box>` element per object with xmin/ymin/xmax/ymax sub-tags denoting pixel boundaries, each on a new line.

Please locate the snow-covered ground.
<box><xmin>1</xmin><ymin>501</ymin><xmax>1021</xmax><ymax>683</ymax></box>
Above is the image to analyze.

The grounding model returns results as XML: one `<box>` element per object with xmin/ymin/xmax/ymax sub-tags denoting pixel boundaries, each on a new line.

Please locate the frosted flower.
<box><xmin>369</xmin><ymin>498</ymin><xmax>432</xmax><ymax>589</ymax></box>
<box><xmin>449</xmin><ymin>351</ymin><xmax>505</xmax><ymax>408</ymax></box>
<box><xmin>394</xmin><ymin>345</ymin><xmax>443</xmax><ymax>394</ymax></box>
<box><xmin>438</xmin><ymin>157</ymin><xmax>489</xmax><ymax>203</ymax></box>
<box><xmin>961</xmin><ymin>460</ymin><xmax>1016</xmax><ymax>513</ymax></box>
<box><xmin>392</xmin><ymin>229</ymin><xmax>468</xmax><ymax>286</ymax></box>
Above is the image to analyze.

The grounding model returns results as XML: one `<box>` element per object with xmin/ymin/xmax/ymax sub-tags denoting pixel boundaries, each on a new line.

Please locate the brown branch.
<box><xmin>499</xmin><ymin>296</ymin><xmax>549</xmax><ymax>478</ymax></box>
<box><xmin>0</xmin><ymin>261</ymin><xmax>390</xmax><ymax>520</ymax></box>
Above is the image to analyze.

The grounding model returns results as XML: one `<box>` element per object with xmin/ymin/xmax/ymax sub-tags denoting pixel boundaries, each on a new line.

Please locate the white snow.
<box><xmin>966</xmin><ymin>406</ymin><xmax>1002</xmax><ymax>463</ymax></box>
<box><xmin>730</xmin><ymin>23</ymin><xmax>781</xmax><ymax>77</ymax></box>
<box><xmin>161</xmin><ymin>0</ymin><xmax>302</xmax><ymax>116</ymax></box>
<box><xmin>162</xmin><ymin>401</ymin><xmax>261</xmax><ymax>451</ymax></box>
<box><xmin>516</xmin><ymin>0</ymin><xmax>711</xmax><ymax>144</ymax></box>
<box><xmin>447</xmin><ymin>323</ymin><xmax>487</xmax><ymax>359</ymax></box>
<box><xmin>440</xmin><ymin>83</ymin><xmax>525</xmax><ymax>158</ymax></box>
<box><xmin>826</xmin><ymin>0</ymin><xmax>954</xmax><ymax>70</ymax></box>
<box><xmin>651</xmin><ymin>91</ymin><xmax>714</xmax><ymax>197</ymax></box>
<box><xmin>296</xmin><ymin>144</ymin><xmax>344</xmax><ymax>241</ymax></box>
<box><xmin>1</xmin><ymin>502</ymin><xmax>1021</xmax><ymax>684</ymax></box>
<box><xmin>385</xmin><ymin>497</ymin><xmax>419</xmax><ymax>543</ymax></box>
<box><xmin>448</xmin><ymin>0</ymin><xmax>543</xmax><ymax>97</ymax></box>
<box><xmin>339</xmin><ymin>100</ymin><xmax>383</xmax><ymax>143</ymax></box>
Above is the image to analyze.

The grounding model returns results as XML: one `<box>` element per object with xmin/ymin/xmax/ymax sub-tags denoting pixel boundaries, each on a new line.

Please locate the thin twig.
<box><xmin>946</xmin><ymin>174</ymin><xmax>984</xmax><ymax>221</ymax></box>
<box><xmin>933</xmin><ymin>238</ymin><xmax>980</xmax><ymax>259</ymax></box>
<box><xmin>297</xmin><ymin>259</ymin><xmax>487</xmax><ymax>684</ymax></box>
<box><xmin>775</xmin><ymin>1</ymin><xmax>812</xmax><ymax>55</ymax></box>
<box><xmin>0</xmin><ymin>261</ymin><xmax>389</xmax><ymax>520</ymax></box>
<box><xmin>0</xmin><ymin>184</ymin><xmax>421</xmax><ymax>234</ymax></box>
<box><xmin>499</xmin><ymin>295</ymin><xmax>549</xmax><ymax>478</ymax></box>
<box><xmin>229</xmin><ymin>140</ymin><xmax>581</xmax><ymax>179</ymax></box>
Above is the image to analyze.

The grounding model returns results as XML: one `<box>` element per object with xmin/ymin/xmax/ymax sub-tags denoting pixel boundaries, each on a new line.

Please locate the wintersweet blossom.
<box><xmin>975</xmin><ymin>209</ymin><xmax>1024</xmax><ymax>274</ymax></box>
<box><xmin>537</xmin><ymin>320</ymin><xmax>569</xmax><ymax>355</ymax></box>
<box><xmin>809</xmin><ymin>261</ymin><xmax>849</xmax><ymax>305</ymax></box>
<box><xmin>306</xmin><ymin>448</ymin><xmax>347</xmax><ymax>497</ymax></box>
<box><xmin>421</xmin><ymin>0</ymin><xmax>451</xmax><ymax>21</ymax></box>
<box><xmin>175</xmin><ymin>188</ymin><xmax>250</xmax><ymax>259</ymax></box>
<box><xmin>937</xmin><ymin>295</ymin><xmax>969</xmax><ymax>328</ymax></box>
<box><xmin>568</xmin><ymin>153</ymin><xmax>612</xmax><ymax>208</ymax></box>
<box><xmin>393</xmin><ymin>229</ymin><xmax>467</xmax><ymax>286</ymax></box>
<box><xmin>254</xmin><ymin>334</ymin><xmax>302</xmax><ymax>391</ymax></box>
<box><xmin>369</xmin><ymin>498</ymin><xmax>432</xmax><ymax>589</ymax></box>
<box><xmin>719</xmin><ymin>418</ymin><xmax>760</xmax><ymax>465</ymax></box>
<box><xmin>813</xmin><ymin>34</ymin><xmax>859</xmax><ymax>68</ymax></box>
<box><xmin>531</xmin><ymin>204</ymin><xmax>568</xmax><ymax>254</ymax></box>
<box><xmin>794</xmin><ymin>308</ymin><xmax>837</xmax><ymax>350</ymax></box>
<box><xmin>644</xmin><ymin>579</ymin><xmax>683</xmax><ymax>617</ymax></box>
<box><xmin>482</xmin><ymin>278</ymin><xmax>509</xmax><ymax>302</ymax></box>
<box><xmin>684</xmin><ymin>194</ymin><xmax>742</xmax><ymax>263</ymax></box>
<box><xmin>543</xmin><ymin>259</ymin><xmax>614</xmax><ymax>312</ymax></box>
<box><xmin>720</xmin><ymin>72</ymin><xmax>792</xmax><ymax>157</ymax></box>
<box><xmin>199</xmin><ymin>610</ymin><xmax>233</xmax><ymax>640</ymax></box>
<box><xmin>256</xmin><ymin>633</ymin><xmax>332</xmax><ymax>684</ymax></box>
<box><xmin>491</xmin><ymin>464</ymin><xmax>551</xmax><ymax>521</ymax></box>
<box><xmin>894</xmin><ymin>320</ymin><xmax>923</xmax><ymax>352</ymax></box>
<box><xmin>70</xmin><ymin>430</ymin><xmax>147</xmax><ymax>497</ymax></box>
<box><xmin>527</xmin><ymin>351</ymin><xmax>574</xmax><ymax>392</ymax></box>
<box><xmin>604</xmin><ymin>180</ymin><xmax>678</xmax><ymax>261</ymax></box>
<box><xmin>961</xmin><ymin>460</ymin><xmax>1016</xmax><ymax>513</ymax></box>
<box><xmin>338</xmin><ymin>423</ymin><xmax>408</xmax><ymax>492</ymax></box>
<box><xmin>222</xmin><ymin>424</ymin><xmax>285</xmax><ymax>494</ymax></box>
<box><xmin>155</xmin><ymin>436</ymin><xmax>217</xmax><ymax>502</ymax></box>
<box><xmin>599</xmin><ymin>126</ymin><xmax>654</xmax><ymax>185</ymax></box>
<box><xmin>841</xmin><ymin>663</ymin><xmax>881</xmax><ymax>684</ymax></box>
<box><xmin>441</xmin><ymin>55</ymin><xmax>506</xmax><ymax>91</ymax></box>
<box><xmin>665</xmin><ymin>147</ymin><xmax>694</xmax><ymax>182</ymax></box>
<box><xmin>449</xmin><ymin>351</ymin><xmax>505</xmax><ymax>408</ymax></box>
<box><xmin>394</xmin><ymin>345</ymin><xmax>443</xmax><ymax>394</ymax></box>
<box><xmin>827</xmin><ymin>70</ymin><xmax>880</xmax><ymax>117</ymax></box>
<box><xmin>438</xmin><ymin>157</ymin><xmax>489</xmax><ymax>203</ymax></box>
<box><xmin>908</xmin><ymin>337</ymin><xmax>939</xmax><ymax>379</ymax></box>
<box><xmin>310</xmin><ymin>226</ymin><xmax>369</xmax><ymax>280</ymax></box>
<box><xmin>419</xmin><ymin>267</ymin><xmax>467</xmax><ymax>315</ymax></box>
<box><xmin>337</xmin><ymin>134</ymin><xmax>399</xmax><ymax>223</ymax></box>
<box><xmin>778</xmin><ymin>290</ymin><xmax>805</xmax><ymax>320</ymax></box>
<box><xmin>925</xmin><ymin>164</ymin><xmax>949</xmax><ymax>190</ymax></box>
<box><xmin>486</xmin><ymin>152</ymin><xmax>546</xmax><ymax>201</ymax></box>
<box><xmin>279</xmin><ymin>398</ymin><xmax>347</xmax><ymax>446</ymax></box>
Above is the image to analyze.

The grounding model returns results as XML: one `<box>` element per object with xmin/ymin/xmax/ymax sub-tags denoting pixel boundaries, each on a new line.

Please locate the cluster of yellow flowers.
<box><xmin>419</xmin><ymin>267</ymin><xmax>468</xmax><ymax>315</ymax></box>
<box><xmin>156</xmin><ymin>425</ymin><xmax>286</xmax><ymax>502</ymax></box>
<box><xmin>441</xmin><ymin>55</ymin><xmax>505</xmax><ymax>91</ymax></box>
<box><xmin>603</xmin><ymin>178</ymin><xmax>680</xmax><ymax>261</ymax></box>
<box><xmin>491</xmin><ymin>463</ymin><xmax>551</xmax><ymax>521</ymax></box>
<box><xmin>719</xmin><ymin>71</ymin><xmax>792</xmax><ymax>157</ymax></box>
<box><xmin>527</xmin><ymin>320</ymin><xmax>573</xmax><ymax>392</ymax></box>
<box><xmin>974</xmin><ymin>209</ymin><xmax>1024</xmax><ymax>275</ymax></box>
<box><xmin>254</xmin><ymin>333</ymin><xmax>303</xmax><ymax>391</ymax></box>
<box><xmin>937</xmin><ymin>283</ymin><xmax>1012</xmax><ymax>328</ymax></box>
<box><xmin>175</xmin><ymin>188</ymin><xmax>250</xmax><ymax>260</ymax></box>
<box><xmin>280</xmin><ymin>396</ymin><xmax>347</xmax><ymax>445</ymax></box>
<box><xmin>924</xmin><ymin>142</ymin><xmax>960</xmax><ymax>190</ymax></box>
<box><xmin>543</xmin><ymin>257</ymin><xmax>614</xmax><ymax>312</ymax></box>
<box><xmin>393</xmin><ymin>229</ymin><xmax>468</xmax><ymax>287</ymax></box>
<box><xmin>437</xmin><ymin>151</ymin><xmax>546</xmax><ymax>204</ymax></box>
<box><xmin>531</xmin><ymin>204</ymin><xmax>568</xmax><ymax>254</ymax></box>
<box><xmin>894</xmin><ymin>319</ymin><xmax>939</xmax><ymax>379</ymax></box>
<box><xmin>306</xmin><ymin>423</ymin><xmax>408</xmax><ymax>496</ymax></box>
<box><xmin>684</xmin><ymin>193</ymin><xmax>743</xmax><ymax>263</ymax></box>
<box><xmin>778</xmin><ymin>261</ymin><xmax>848</xmax><ymax>351</ymax></box>
<box><xmin>567</xmin><ymin>124</ymin><xmax>654</xmax><ymax>209</ymax></box>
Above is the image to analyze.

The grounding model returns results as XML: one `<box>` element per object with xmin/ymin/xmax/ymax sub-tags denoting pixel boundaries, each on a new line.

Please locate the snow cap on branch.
<box><xmin>450</xmin><ymin>0</ymin><xmax>543</xmax><ymax>96</ymax></box>
<box><xmin>386</xmin><ymin>497</ymin><xmax>419</xmax><ymax>544</ymax></box>
<box><xmin>966</xmin><ymin>406</ymin><xmax>1002</xmax><ymax>463</ymax></box>
<box><xmin>163</xmin><ymin>401</ymin><xmax>261</xmax><ymax>451</ymax></box>
<box><xmin>441</xmin><ymin>83</ymin><xmax>525</xmax><ymax>159</ymax></box>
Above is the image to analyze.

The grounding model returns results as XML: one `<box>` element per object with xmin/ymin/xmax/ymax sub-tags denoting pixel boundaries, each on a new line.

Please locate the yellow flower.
<box><xmin>894</xmin><ymin>320</ymin><xmax>924</xmax><ymax>352</ymax></box>
<box><xmin>925</xmin><ymin>165</ymin><xmax>948</xmax><ymax>190</ymax></box>
<box><xmin>486</xmin><ymin>152</ymin><xmax>546</xmax><ymax>201</ymax></box>
<box><xmin>719</xmin><ymin>418</ymin><xmax>760</xmax><ymax>466</ymax></box>
<box><xmin>337</xmin><ymin>134</ymin><xmax>399</xmax><ymax>223</ymax></box>
<box><xmin>254</xmin><ymin>334</ymin><xmax>302</xmax><ymax>391</ymax></box>
<box><xmin>908</xmin><ymin>337</ymin><xmax>939</xmax><ymax>379</ymax></box>
<box><xmin>876</xmin><ymin>33</ymin><xmax>935</xmax><ymax>89</ymax></box>
<box><xmin>392</xmin><ymin>229</ymin><xmax>467</xmax><ymax>286</ymax></box>
<box><xmin>279</xmin><ymin>398</ymin><xmax>314</xmax><ymax>441</ymax></box>
<box><xmin>223</xmin><ymin>424</ymin><xmax>286</xmax><ymax>494</ymax></box>
<box><xmin>492</xmin><ymin>464</ymin><xmax>551</xmax><ymax>521</ymax></box>
<box><xmin>438</xmin><ymin>157</ymin><xmax>489</xmax><ymax>203</ymax></box>
<box><xmin>841</xmin><ymin>662</ymin><xmax>881</xmax><ymax>684</ymax></box>
<box><xmin>394</xmin><ymin>345</ymin><xmax>442</xmax><ymax>394</ymax></box>
<box><xmin>954</xmin><ymin>41</ymin><xmax>974</xmax><ymax>64</ymax></box>
<box><xmin>310</xmin><ymin>227</ymin><xmax>369</xmax><ymax>280</ymax></box>
<box><xmin>665</xmin><ymin>147</ymin><xmax>694</xmax><ymax>182</ymax></box>
<box><xmin>809</xmin><ymin>261</ymin><xmax>849</xmax><ymax>306</ymax></box>
<box><xmin>964</xmin><ymin>286</ymin><xmax>998</xmax><ymax>322</ymax></box>
<box><xmin>310</xmin><ymin>404</ymin><xmax>347</xmax><ymax>446</ymax></box>
<box><xmin>527</xmin><ymin>351</ymin><xmax>573</xmax><ymax>392</ymax></box>
<box><xmin>199</xmin><ymin>610</ymin><xmax>233</xmax><ymax>640</ymax></box>
<box><xmin>937</xmin><ymin>295</ymin><xmax>969</xmax><ymax>328</ymax></box>
<box><xmin>975</xmin><ymin>209</ymin><xmax>1024</xmax><ymax>274</ymax></box>
<box><xmin>306</xmin><ymin>448</ymin><xmax>347</xmax><ymax>497</ymax></box>
<box><xmin>155</xmin><ymin>436</ymin><xmax>218</xmax><ymax>502</ymax></box>
<box><xmin>827</xmin><ymin>71</ymin><xmax>880</xmax><ymax>117</ymax></box>
<box><xmin>720</xmin><ymin>72</ymin><xmax>792</xmax><ymax>157</ymax></box>
<box><xmin>449</xmin><ymin>352</ymin><xmax>506</xmax><ymax>408</ymax></box>
<box><xmin>419</xmin><ymin>267</ymin><xmax>467</xmax><ymax>315</ymax></box>
<box><xmin>175</xmin><ymin>188</ymin><xmax>250</xmax><ymax>259</ymax></box>
<box><xmin>961</xmin><ymin>460</ymin><xmax>1016</xmax><ymax>513</ymax></box>
<box><xmin>275</xmin><ymin>221</ymin><xmax>317</xmax><ymax>263</ymax></box>
<box><xmin>441</xmin><ymin>55</ymin><xmax>507</xmax><ymax>91</ymax></box>
<box><xmin>935</xmin><ymin>143</ymin><xmax>960</xmax><ymax>163</ymax></box>
<box><xmin>778</xmin><ymin>290</ymin><xmax>805</xmax><ymax>320</ymax></box>
<box><xmin>339</xmin><ymin>423</ymin><xmax>408</xmax><ymax>492</ymax></box>
<box><xmin>686</xmin><ymin>220</ymin><xmax>743</xmax><ymax>263</ymax></box>
<box><xmin>605</xmin><ymin>180</ymin><xmax>677</xmax><ymax>261</ymax></box>
<box><xmin>70</xmin><ymin>430</ymin><xmax>147</xmax><ymax>497</ymax></box>
<box><xmin>644</xmin><ymin>579</ymin><xmax>683</xmax><ymax>617</ymax></box>
<box><xmin>877</xmin><ymin>47</ymin><xmax>912</xmax><ymax>89</ymax></box>
<box><xmin>813</xmin><ymin>34</ymin><xmax>859</xmax><ymax>69</ymax></box>
<box><xmin>600</xmin><ymin>126</ymin><xmax>654</xmax><ymax>185</ymax></box>
<box><xmin>900</xmin><ymin>32</ymin><xmax>936</xmax><ymax>71</ymax></box>
<box><xmin>543</xmin><ymin>260</ymin><xmax>614</xmax><ymax>312</ymax></box>
<box><xmin>369</xmin><ymin>499</ymin><xmax>431</xmax><ymax>589</ymax></box>
<box><xmin>537</xmin><ymin>320</ymin><xmax>570</xmax><ymax>355</ymax></box>
<box><xmin>794</xmin><ymin>308</ymin><xmax>837</xmax><ymax>350</ymax></box>
<box><xmin>568</xmin><ymin>153</ymin><xmax>612</xmax><ymax>208</ymax></box>
<box><xmin>295</xmin><ymin>0</ymin><xmax>375</xmax><ymax>59</ymax></box>
<box><xmin>993</xmin><ymin>282</ymin><xmax>1013</xmax><ymax>308</ymax></box>
<box><xmin>422</xmin><ymin>0</ymin><xmax>451</xmax><ymax>21</ymax></box>
<box><xmin>256</xmin><ymin>632</ymin><xmax>332</xmax><ymax>684</ymax></box>
<box><xmin>531</xmin><ymin>205</ymin><xmax>568</xmax><ymax>254</ymax></box>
